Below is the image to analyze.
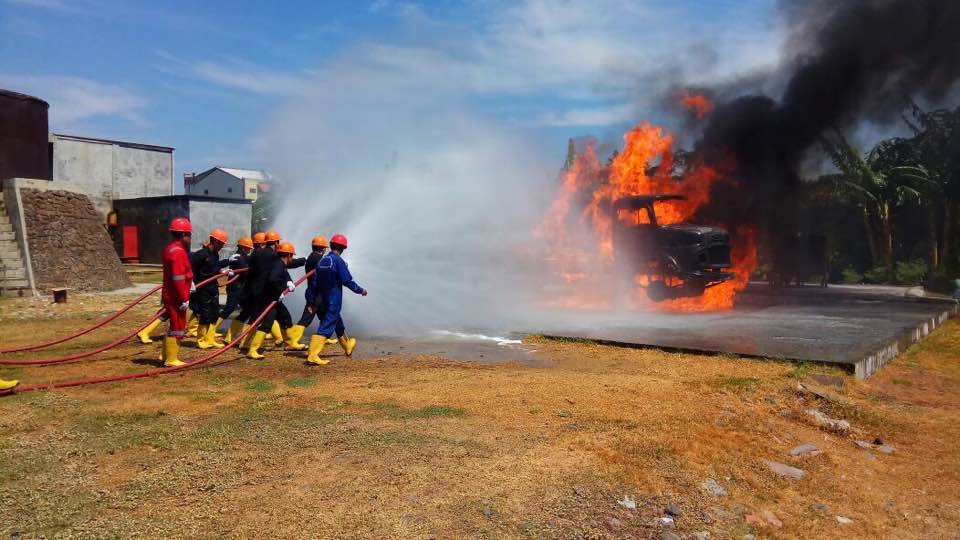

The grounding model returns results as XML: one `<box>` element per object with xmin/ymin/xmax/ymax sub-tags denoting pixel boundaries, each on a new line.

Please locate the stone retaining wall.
<box><xmin>20</xmin><ymin>188</ymin><xmax>131</xmax><ymax>291</ymax></box>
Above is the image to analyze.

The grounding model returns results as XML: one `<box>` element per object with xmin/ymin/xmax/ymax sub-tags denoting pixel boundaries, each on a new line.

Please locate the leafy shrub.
<box><xmin>841</xmin><ymin>266</ymin><xmax>864</xmax><ymax>284</ymax></box>
<box><xmin>895</xmin><ymin>259</ymin><xmax>928</xmax><ymax>286</ymax></box>
<box><xmin>862</xmin><ymin>266</ymin><xmax>889</xmax><ymax>284</ymax></box>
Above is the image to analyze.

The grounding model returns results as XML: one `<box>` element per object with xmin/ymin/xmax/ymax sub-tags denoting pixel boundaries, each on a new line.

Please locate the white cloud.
<box><xmin>0</xmin><ymin>73</ymin><xmax>147</xmax><ymax>126</ymax></box>
<box><xmin>529</xmin><ymin>103</ymin><xmax>634</xmax><ymax>127</ymax></box>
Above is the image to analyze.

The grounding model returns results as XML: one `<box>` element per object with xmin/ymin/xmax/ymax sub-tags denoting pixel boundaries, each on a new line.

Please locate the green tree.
<box><xmin>820</xmin><ymin>131</ymin><xmax>936</xmax><ymax>281</ymax></box>
<box><xmin>251</xmin><ymin>190</ymin><xmax>276</xmax><ymax>232</ymax></box>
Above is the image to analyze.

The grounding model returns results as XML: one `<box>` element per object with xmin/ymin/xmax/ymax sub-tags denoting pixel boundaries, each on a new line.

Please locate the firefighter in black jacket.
<box><xmin>281</xmin><ymin>235</ymin><xmax>329</xmax><ymax>349</ymax></box>
<box><xmin>190</xmin><ymin>229</ymin><xmax>231</xmax><ymax>349</ymax></box>
<box><xmin>220</xmin><ymin>236</ymin><xmax>253</xmax><ymax>343</ymax></box>
<box><xmin>247</xmin><ymin>242</ymin><xmax>298</xmax><ymax>359</ymax></box>
<box><xmin>241</xmin><ymin>230</ymin><xmax>281</xmax><ymax>350</ymax></box>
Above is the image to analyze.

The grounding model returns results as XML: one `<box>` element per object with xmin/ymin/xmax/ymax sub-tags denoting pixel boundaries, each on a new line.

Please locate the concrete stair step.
<box><xmin>0</xmin><ymin>223</ymin><xmax>12</xmax><ymax>233</ymax></box>
<box><xmin>0</xmin><ymin>267</ymin><xmax>25</xmax><ymax>279</ymax></box>
<box><xmin>0</xmin><ymin>231</ymin><xmax>14</xmax><ymax>242</ymax></box>
<box><xmin>0</xmin><ymin>278</ymin><xmax>29</xmax><ymax>289</ymax></box>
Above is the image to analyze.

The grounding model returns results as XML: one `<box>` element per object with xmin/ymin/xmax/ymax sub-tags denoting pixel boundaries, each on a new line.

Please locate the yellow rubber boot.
<box><xmin>205</xmin><ymin>323</ymin><xmax>225</xmax><ymax>349</ymax></box>
<box><xmin>137</xmin><ymin>318</ymin><xmax>163</xmax><ymax>344</ymax></box>
<box><xmin>247</xmin><ymin>331</ymin><xmax>267</xmax><ymax>359</ymax></box>
<box><xmin>326</xmin><ymin>337</ymin><xmax>339</xmax><ymax>345</ymax></box>
<box><xmin>0</xmin><ymin>378</ymin><xmax>19</xmax><ymax>391</ymax></box>
<box><xmin>196</xmin><ymin>324</ymin><xmax>213</xmax><ymax>349</ymax></box>
<box><xmin>240</xmin><ymin>324</ymin><xmax>255</xmax><ymax>350</ymax></box>
<box><xmin>269</xmin><ymin>321</ymin><xmax>283</xmax><ymax>343</ymax></box>
<box><xmin>186</xmin><ymin>315</ymin><xmax>199</xmax><ymax>338</ymax></box>
<box><xmin>213</xmin><ymin>318</ymin><xmax>224</xmax><ymax>338</ymax></box>
<box><xmin>162</xmin><ymin>337</ymin><xmax>186</xmax><ymax>367</ymax></box>
<box><xmin>339</xmin><ymin>335</ymin><xmax>357</xmax><ymax>357</ymax></box>
<box><xmin>226</xmin><ymin>319</ymin><xmax>244</xmax><ymax>344</ymax></box>
<box><xmin>306</xmin><ymin>335</ymin><xmax>328</xmax><ymax>365</ymax></box>
<box><xmin>284</xmin><ymin>324</ymin><xmax>307</xmax><ymax>350</ymax></box>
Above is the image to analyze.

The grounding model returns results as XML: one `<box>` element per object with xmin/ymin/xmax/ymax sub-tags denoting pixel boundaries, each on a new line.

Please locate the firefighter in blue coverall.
<box><xmin>305</xmin><ymin>233</ymin><xmax>367</xmax><ymax>365</ymax></box>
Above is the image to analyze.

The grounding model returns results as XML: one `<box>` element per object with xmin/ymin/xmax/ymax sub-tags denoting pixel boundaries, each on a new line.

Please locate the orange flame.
<box><xmin>676</xmin><ymin>90</ymin><xmax>714</xmax><ymax>118</ymax></box>
<box><xmin>537</xmin><ymin>120</ymin><xmax>757</xmax><ymax>312</ymax></box>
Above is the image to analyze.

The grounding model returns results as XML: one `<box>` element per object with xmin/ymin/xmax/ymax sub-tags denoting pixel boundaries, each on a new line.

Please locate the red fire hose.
<box><xmin>1</xmin><ymin>271</ymin><xmax>313</xmax><ymax>396</ymax></box>
<box><xmin>0</xmin><ymin>269</ymin><xmax>246</xmax><ymax>354</ymax></box>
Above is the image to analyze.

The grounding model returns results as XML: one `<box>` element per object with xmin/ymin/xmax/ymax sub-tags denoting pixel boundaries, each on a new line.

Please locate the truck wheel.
<box><xmin>647</xmin><ymin>281</ymin><xmax>670</xmax><ymax>302</ymax></box>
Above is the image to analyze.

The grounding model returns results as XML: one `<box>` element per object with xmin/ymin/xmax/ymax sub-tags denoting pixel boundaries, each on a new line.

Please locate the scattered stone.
<box><xmin>660</xmin><ymin>532</ymin><xmax>681</xmax><ymax>540</ymax></box>
<box><xmin>693</xmin><ymin>532</ymin><xmax>711</xmax><ymax>540</ymax></box>
<box><xmin>765</xmin><ymin>460</ymin><xmax>806</xmax><ymax>479</ymax></box>
<box><xmin>797</xmin><ymin>381</ymin><xmax>844</xmax><ymax>403</ymax></box>
<box><xmin>664</xmin><ymin>504</ymin><xmax>682</xmax><ymax>517</ymax></box>
<box><xmin>764</xmin><ymin>396</ymin><xmax>777</xmax><ymax>405</ymax></box>
<box><xmin>863</xmin><ymin>451</ymin><xmax>877</xmax><ymax>461</ymax></box>
<box><xmin>658</xmin><ymin>516</ymin><xmax>675</xmax><ymax>527</ymax></box>
<box><xmin>702</xmin><ymin>479</ymin><xmax>728</xmax><ymax>497</ymax></box>
<box><xmin>743</xmin><ymin>535</ymin><xmax>756</xmax><ymax>540</ymax></box>
<box><xmin>712</xmin><ymin>507</ymin><xmax>732</xmax><ymax>520</ymax></box>
<box><xmin>481</xmin><ymin>507</ymin><xmax>496</xmax><ymax>518</ymax></box>
<box><xmin>618</xmin><ymin>495</ymin><xmax>637</xmax><ymax>510</ymax></box>
<box><xmin>809</xmin><ymin>373</ymin><xmax>845</xmax><ymax>390</ymax></box>
<box><xmin>788</xmin><ymin>443</ymin><xmax>820</xmax><ymax>456</ymax></box>
<box><xmin>761</xmin><ymin>510</ymin><xmax>783</xmax><ymax>528</ymax></box>
<box><xmin>745</xmin><ymin>514</ymin><xmax>765</xmax><ymax>527</ymax></box>
<box><xmin>877</xmin><ymin>444</ymin><xmax>896</xmax><ymax>455</ymax></box>
<box><xmin>873</xmin><ymin>436</ymin><xmax>885</xmax><ymax>445</ymax></box>
<box><xmin>812</xmin><ymin>502</ymin><xmax>829</xmax><ymax>513</ymax></box>
<box><xmin>573</xmin><ymin>485</ymin><xmax>587</xmax><ymax>497</ymax></box>
<box><xmin>605</xmin><ymin>517</ymin><xmax>623</xmax><ymax>531</ymax></box>
<box><xmin>836</xmin><ymin>516</ymin><xmax>854</xmax><ymax>525</ymax></box>
<box><xmin>806</xmin><ymin>409</ymin><xmax>851</xmax><ymax>432</ymax></box>
<box><xmin>854</xmin><ymin>440</ymin><xmax>872</xmax><ymax>449</ymax></box>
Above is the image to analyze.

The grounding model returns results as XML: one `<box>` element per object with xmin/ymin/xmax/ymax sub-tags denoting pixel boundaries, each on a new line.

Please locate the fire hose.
<box><xmin>1</xmin><ymin>271</ymin><xmax>313</xmax><ymax>396</ymax></box>
<box><xmin>0</xmin><ymin>268</ymin><xmax>247</xmax><ymax>354</ymax></box>
<box><xmin>0</xmin><ymin>270</ymin><xmax>246</xmax><ymax>365</ymax></box>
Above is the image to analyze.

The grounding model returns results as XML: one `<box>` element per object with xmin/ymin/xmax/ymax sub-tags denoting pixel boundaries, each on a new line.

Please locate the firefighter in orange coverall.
<box><xmin>160</xmin><ymin>217</ymin><xmax>194</xmax><ymax>367</ymax></box>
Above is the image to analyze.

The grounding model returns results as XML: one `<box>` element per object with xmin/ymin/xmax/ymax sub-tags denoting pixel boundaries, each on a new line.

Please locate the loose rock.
<box><xmin>573</xmin><ymin>486</ymin><xmax>587</xmax><ymax>497</ymax></box>
<box><xmin>836</xmin><ymin>516</ymin><xmax>854</xmax><ymax>524</ymax></box>
<box><xmin>658</xmin><ymin>516</ymin><xmax>675</xmax><ymax>527</ymax></box>
<box><xmin>761</xmin><ymin>510</ymin><xmax>783</xmax><ymax>528</ymax></box>
<box><xmin>765</xmin><ymin>460</ymin><xmax>806</xmax><ymax>479</ymax></box>
<box><xmin>693</xmin><ymin>532</ymin><xmax>711</xmax><ymax>540</ymax></box>
<box><xmin>788</xmin><ymin>443</ymin><xmax>819</xmax><ymax>456</ymax></box>
<box><xmin>618</xmin><ymin>495</ymin><xmax>637</xmax><ymax>510</ymax></box>
<box><xmin>481</xmin><ymin>507</ymin><xmax>496</xmax><ymax>518</ymax></box>
<box><xmin>812</xmin><ymin>502</ymin><xmax>829</xmax><ymax>513</ymax></box>
<box><xmin>660</xmin><ymin>532</ymin><xmax>681</xmax><ymax>540</ymax></box>
<box><xmin>806</xmin><ymin>409</ymin><xmax>851</xmax><ymax>432</ymax></box>
<box><xmin>855</xmin><ymin>440</ymin><xmax>872</xmax><ymax>449</ymax></box>
<box><xmin>664</xmin><ymin>504</ymin><xmax>682</xmax><ymax>517</ymax></box>
<box><xmin>702</xmin><ymin>478</ymin><xmax>728</xmax><ymax>497</ymax></box>
<box><xmin>605</xmin><ymin>517</ymin><xmax>623</xmax><ymax>530</ymax></box>
<box><xmin>877</xmin><ymin>444</ymin><xmax>895</xmax><ymax>454</ymax></box>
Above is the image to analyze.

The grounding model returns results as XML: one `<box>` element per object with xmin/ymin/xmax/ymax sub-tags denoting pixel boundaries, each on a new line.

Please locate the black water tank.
<box><xmin>0</xmin><ymin>88</ymin><xmax>51</xmax><ymax>181</ymax></box>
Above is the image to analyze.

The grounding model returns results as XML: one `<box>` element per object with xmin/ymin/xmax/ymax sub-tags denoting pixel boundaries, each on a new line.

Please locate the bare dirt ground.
<box><xmin>0</xmin><ymin>292</ymin><xmax>958</xmax><ymax>539</ymax></box>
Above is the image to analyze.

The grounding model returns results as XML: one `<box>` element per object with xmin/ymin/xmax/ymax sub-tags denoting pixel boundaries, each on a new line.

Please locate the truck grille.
<box><xmin>708</xmin><ymin>244</ymin><xmax>731</xmax><ymax>266</ymax></box>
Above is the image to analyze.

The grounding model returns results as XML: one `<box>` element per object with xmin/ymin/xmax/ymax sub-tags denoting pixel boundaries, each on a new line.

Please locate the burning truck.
<box><xmin>612</xmin><ymin>194</ymin><xmax>733</xmax><ymax>301</ymax></box>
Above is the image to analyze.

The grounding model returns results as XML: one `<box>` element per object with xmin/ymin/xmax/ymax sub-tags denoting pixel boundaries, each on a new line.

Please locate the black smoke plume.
<box><xmin>693</xmin><ymin>0</ymin><xmax>960</xmax><ymax>268</ymax></box>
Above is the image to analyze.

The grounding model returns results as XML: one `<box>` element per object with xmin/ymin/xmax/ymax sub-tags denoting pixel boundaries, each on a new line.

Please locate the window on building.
<box><xmin>249</xmin><ymin>187</ymin><xmax>256</xmax><ymax>194</ymax></box>
<box><xmin>227</xmin><ymin>187</ymin><xmax>233</xmax><ymax>193</ymax></box>
<box><xmin>204</xmin><ymin>189</ymin><xmax>208</xmax><ymax>195</ymax></box>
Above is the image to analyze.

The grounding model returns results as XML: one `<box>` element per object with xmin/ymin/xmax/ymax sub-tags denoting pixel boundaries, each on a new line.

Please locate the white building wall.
<box><xmin>188</xmin><ymin>199</ymin><xmax>252</xmax><ymax>253</ymax></box>
<box><xmin>187</xmin><ymin>170</ymin><xmax>244</xmax><ymax>199</ymax></box>
<box><xmin>51</xmin><ymin>135</ymin><xmax>174</xmax><ymax>218</ymax></box>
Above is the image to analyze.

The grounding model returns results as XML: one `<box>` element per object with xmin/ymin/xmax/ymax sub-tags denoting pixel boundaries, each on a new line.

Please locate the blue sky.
<box><xmin>2</xmin><ymin>0</ymin><xmax>782</xmax><ymax>187</ymax></box>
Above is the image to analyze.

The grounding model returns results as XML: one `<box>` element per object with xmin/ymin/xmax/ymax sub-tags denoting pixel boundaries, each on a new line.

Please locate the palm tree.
<box><xmin>820</xmin><ymin>131</ymin><xmax>936</xmax><ymax>281</ymax></box>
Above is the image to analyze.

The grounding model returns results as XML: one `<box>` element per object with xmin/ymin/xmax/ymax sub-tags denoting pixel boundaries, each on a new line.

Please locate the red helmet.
<box><xmin>209</xmin><ymin>229</ymin><xmax>228</xmax><ymax>244</ymax></box>
<box><xmin>169</xmin><ymin>217</ymin><xmax>192</xmax><ymax>233</ymax></box>
<box><xmin>237</xmin><ymin>237</ymin><xmax>254</xmax><ymax>249</ymax></box>
<box><xmin>330</xmin><ymin>234</ymin><xmax>348</xmax><ymax>247</ymax></box>
<box><xmin>253</xmin><ymin>232</ymin><xmax>266</xmax><ymax>245</ymax></box>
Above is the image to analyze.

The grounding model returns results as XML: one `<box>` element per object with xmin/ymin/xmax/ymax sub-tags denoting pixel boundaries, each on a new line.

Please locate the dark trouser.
<box><xmin>219</xmin><ymin>288</ymin><xmax>244</xmax><ymax>320</ymax></box>
<box><xmin>297</xmin><ymin>303</ymin><xmax>316</xmax><ymax>326</ymax></box>
<box><xmin>189</xmin><ymin>288</ymin><xmax>219</xmax><ymax>325</ymax></box>
<box><xmin>314</xmin><ymin>297</ymin><xmax>345</xmax><ymax>338</ymax></box>
<box><xmin>257</xmin><ymin>300</ymin><xmax>292</xmax><ymax>332</ymax></box>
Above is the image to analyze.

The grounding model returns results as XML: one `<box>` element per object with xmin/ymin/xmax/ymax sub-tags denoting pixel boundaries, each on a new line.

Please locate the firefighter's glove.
<box><xmin>179</xmin><ymin>301</ymin><xmax>189</xmax><ymax>312</ymax></box>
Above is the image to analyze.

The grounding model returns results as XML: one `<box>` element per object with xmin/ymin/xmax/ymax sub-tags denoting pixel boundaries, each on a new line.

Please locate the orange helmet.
<box><xmin>209</xmin><ymin>229</ymin><xmax>228</xmax><ymax>244</ymax></box>
<box><xmin>330</xmin><ymin>234</ymin><xmax>348</xmax><ymax>248</ymax></box>
<box><xmin>253</xmin><ymin>232</ymin><xmax>266</xmax><ymax>245</ymax></box>
<box><xmin>265</xmin><ymin>230</ymin><xmax>281</xmax><ymax>243</ymax></box>
<box><xmin>237</xmin><ymin>237</ymin><xmax>254</xmax><ymax>249</ymax></box>
<box><xmin>169</xmin><ymin>217</ymin><xmax>192</xmax><ymax>233</ymax></box>
<box><xmin>311</xmin><ymin>235</ymin><xmax>329</xmax><ymax>248</ymax></box>
<box><xmin>277</xmin><ymin>242</ymin><xmax>296</xmax><ymax>256</ymax></box>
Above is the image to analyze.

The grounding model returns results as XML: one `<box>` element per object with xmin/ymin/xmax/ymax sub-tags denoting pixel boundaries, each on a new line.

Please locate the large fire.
<box><xmin>535</xmin><ymin>94</ymin><xmax>757</xmax><ymax>312</ymax></box>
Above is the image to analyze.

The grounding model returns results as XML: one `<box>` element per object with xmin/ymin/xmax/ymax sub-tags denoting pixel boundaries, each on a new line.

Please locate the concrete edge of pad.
<box><xmin>737</xmin><ymin>288</ymin><xmax>959</xmax><ymax>309</ymax></box>
<box><xmin>853</xmin><ymin>303</ymin><xmax>959</xmax><ymax>379</ymax></box>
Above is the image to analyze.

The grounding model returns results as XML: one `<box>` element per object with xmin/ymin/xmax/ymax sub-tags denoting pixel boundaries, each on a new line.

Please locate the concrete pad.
<box><xmin>536</xmin><ymin>285</ymin><xmax>957</xmax><ymax>379</ymax></box>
